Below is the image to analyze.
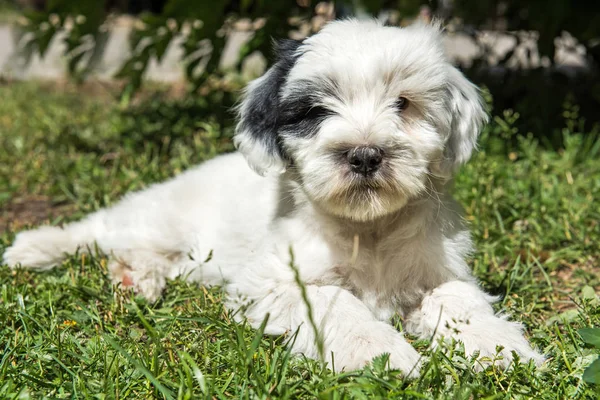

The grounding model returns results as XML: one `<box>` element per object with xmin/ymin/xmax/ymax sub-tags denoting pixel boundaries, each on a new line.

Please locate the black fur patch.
<box><xmin>279</xmin><ymin>82</ymin><xmax>336</xmax><ymax>138</ymax></box>
<box><xmin>238</xmin><ymin>39</ymin><xmax>303</xmax><ymax>160</ymax></box>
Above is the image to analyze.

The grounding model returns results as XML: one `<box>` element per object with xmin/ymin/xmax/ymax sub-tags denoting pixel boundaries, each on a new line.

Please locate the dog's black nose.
<box><xmin>347</xmin><ymin>146</ymin><xmax>383</xmax><ymax>176</ymax></box>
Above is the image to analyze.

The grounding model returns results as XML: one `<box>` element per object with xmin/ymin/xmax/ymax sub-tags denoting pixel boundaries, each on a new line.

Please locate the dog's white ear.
<box><xmin>435</xmin><ymin>66</ymin><xmax>488</xmax><ymax>178</ymax></box>
<box><xmin>234</xmin><ymin>40</ymin><xmax>303</xmax><ymax>176</ymax></box>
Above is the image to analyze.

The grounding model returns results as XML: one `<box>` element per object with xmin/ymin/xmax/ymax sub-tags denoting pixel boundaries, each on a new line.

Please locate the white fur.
<box><xmin>3</xmin><ymin>19</ymin><xmax>543</xmax><ymax>374</ymax></box>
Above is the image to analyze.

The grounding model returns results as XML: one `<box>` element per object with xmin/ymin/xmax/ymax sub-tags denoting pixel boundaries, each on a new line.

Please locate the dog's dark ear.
<box><xmin>234</xmin><ymin>39</ymin><xmax>303</xmax><ymax>176</ymax></box>
<box><xmin>434</xmin><ymin>66</ymin><xmax>488</xmax><ymax>178</ymax></box>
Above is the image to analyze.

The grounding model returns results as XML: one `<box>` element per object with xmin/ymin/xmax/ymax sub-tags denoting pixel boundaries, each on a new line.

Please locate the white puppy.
<box><xmin>3</xmin><ymin>19</ymin><xmax>543</xmax><ymax>375</ymax></box>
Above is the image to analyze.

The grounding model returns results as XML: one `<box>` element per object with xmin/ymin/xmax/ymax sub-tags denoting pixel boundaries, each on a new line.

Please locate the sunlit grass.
<box><xmin>1</xmin><ymin>81</ymin><xmax>598</xmax><ymax>399</ymax></box>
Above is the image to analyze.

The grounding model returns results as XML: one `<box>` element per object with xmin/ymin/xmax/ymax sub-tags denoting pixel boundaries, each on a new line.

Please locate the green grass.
<box><xmin>0</xmin><ymin>81</ymin><xmax>599</xmax><ymax>399</ymax></box>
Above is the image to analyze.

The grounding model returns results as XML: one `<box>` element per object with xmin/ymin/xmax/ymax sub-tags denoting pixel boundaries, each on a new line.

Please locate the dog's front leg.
<box><xmin>404</xmin><ymin>280</ymin><xmax>544</xmax><ymax>369</ymax></box>
<box><xmin>231</xmin><ymin>283</ymin><xmax>421</xmax><ymax>376</ymax></box>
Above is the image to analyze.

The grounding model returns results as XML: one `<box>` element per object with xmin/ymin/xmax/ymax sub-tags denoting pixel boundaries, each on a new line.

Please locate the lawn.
<box><xmin>0</xmin><ymin>81</ymin><xmax>599</xmax><ymax>399</ymax></box>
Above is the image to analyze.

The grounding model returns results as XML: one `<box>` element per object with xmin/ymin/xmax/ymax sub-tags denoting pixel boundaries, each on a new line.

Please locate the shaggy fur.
<box><xmin>3</xmin><ymin>19</ymin><xmax>544</xmax><ymax>375</ymax></box>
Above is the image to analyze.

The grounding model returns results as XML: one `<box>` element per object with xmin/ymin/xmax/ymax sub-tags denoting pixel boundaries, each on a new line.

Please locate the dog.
<box><xmin>3</xmin><ymin>19</ymin><xmax>544</xmax><ymax>375</ymax></box>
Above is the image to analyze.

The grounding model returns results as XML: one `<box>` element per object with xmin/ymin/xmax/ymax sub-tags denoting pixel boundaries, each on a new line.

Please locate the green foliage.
<box><xmin>16</xmin><ymin>0</ymin><xmax>313</xmax><ymax>97</ymax></box>
<box><xmin>454</xmin><ymin>0</ymin><xmax>600</xmax><ymax>65</ymax></box>
<box><xmin>1</xmin><ymin>81</ymin><xmax>600</xmax><ymax>398</ymax></box>
<box><xmin>580</xmin><ymin>329</ymin><xmax>600</xmax><ymax>349</ymax></box>
<box><xmin>16</xmin><ymin>1</ymin><xmax>600</xmax><ymax>83</ymax></box>
<box><xmin>453</xmin><ymin>1</ymin><xmax>600</xmax><ymax>138</ymax></box>
<box><xmin>18</xmin><ymin>0</ymin><xmax>107</xmax><ymax>80</ymax></box>
<box><xmin>13</xmin><ymin>0</ymin><xmax>600</xmax><ymax>135</ymax></box>
<box><xmin>579</xmin><ymin>328</ymin><xmax>600</xmax><ymax>384</ymax></box>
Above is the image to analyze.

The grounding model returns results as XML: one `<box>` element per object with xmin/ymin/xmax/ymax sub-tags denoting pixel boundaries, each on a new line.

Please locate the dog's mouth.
<box><xmin>296</xmin><ymin>154</ymin><xmax>411</xmax><ymax>220</ymax></box>
<box><xmin>323</xmin><ymin>185</ymin><xmax>407</xmax><ymax>221</ymax></box>
<box><xmin>330</xmin><ymin>174</ymin><xmax>402</xmax><ymax>204</ymax></box>
<box><xmin>346</xmin><ymin>165</ymin><xmax>399</xmax><ymax>190</ymax></box>
<box><xmin>352</xmin><ymin>172</ymin><xmax>387</xmax><ymax>185</ymax></box>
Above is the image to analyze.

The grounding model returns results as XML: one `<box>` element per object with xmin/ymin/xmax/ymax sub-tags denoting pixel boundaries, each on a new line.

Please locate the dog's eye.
<box><xmin>395</xmin><ymin>97</ymin><xmax>409</xmax><ymax>111</ymax></box>
<box><xmin>304</xmin><ymin>105</ymin><xmax>331</xmax><ymax>120</ymax></box>
<box><xmin>283</xmin><ymin>105</ymin><xmax>332</xmax><ymax>126</ymax></box>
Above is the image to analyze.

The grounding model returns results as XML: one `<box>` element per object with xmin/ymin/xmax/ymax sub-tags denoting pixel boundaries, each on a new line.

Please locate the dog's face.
<box><xmin>235</xmin><ymin>20</ymin><xmax>487</xmax><ymax>221</ymax></box>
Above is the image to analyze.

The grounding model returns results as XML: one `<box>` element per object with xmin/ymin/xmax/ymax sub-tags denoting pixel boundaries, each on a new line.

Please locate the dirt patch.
<box><xmin>548</xmin><ymin>256</ymin><xmax>600</xmax><ymax>311</ymax></box>
<box><xmin>0</xmin><ymin>195</ymin><xmax>76</xmax><ymax>231</ymax></box>
<box><xmin>493</xmin><ymin>250</ymin><xmax>599</xmax><ymax>312</ymax></box>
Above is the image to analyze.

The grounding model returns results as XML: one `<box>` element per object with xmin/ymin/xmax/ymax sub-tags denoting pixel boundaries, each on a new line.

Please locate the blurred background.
<box><xmin>1</xmin><ymin>0</ymin><xmax>599</xmax><ymax>137</ymax></box>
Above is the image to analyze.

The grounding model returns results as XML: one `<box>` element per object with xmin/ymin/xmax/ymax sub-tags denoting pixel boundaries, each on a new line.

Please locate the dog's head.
<box><xmin>235</xmin><ymin>19</ymin><xmax>487</xmax><ymax>221</ymax></box>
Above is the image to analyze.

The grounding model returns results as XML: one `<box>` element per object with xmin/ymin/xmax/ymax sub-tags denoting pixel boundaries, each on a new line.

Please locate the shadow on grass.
<box><xmin>48</xmin><ymin>85</ymin><xmax>239</xmax><ymax>157</ymax></box>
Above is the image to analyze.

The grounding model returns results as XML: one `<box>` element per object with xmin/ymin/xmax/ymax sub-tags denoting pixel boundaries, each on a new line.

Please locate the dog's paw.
<box><xmin>129</xmin><ymin>270</ymin><xmax>166</xmax><ymax>302</ymax></box>
<box><xmin>446</xmin><ymin>316</ymin><xmax>545</xmax><ymax>370</ymax></box>
<box><xmin>3</xmin><ymin>226</ymin><xmax>69</xmax><ymax>270</ymax></box>
<box><xmin>332</xmin><ymin>324</ymin><xmax>422</xmax><ymax>378</ymax></box>
<box><xmin>374</xmin><ymin>340</ymin><xmax>422</xmax><ymax>379</ymax></box>
<box><xmin>108</xmin><ymin>255</ymin><xmax>166</xmax><ymax>302</ymax></box>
